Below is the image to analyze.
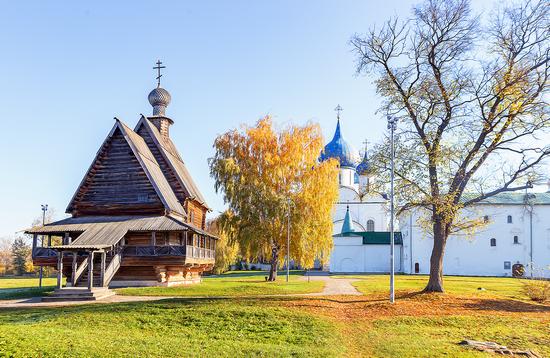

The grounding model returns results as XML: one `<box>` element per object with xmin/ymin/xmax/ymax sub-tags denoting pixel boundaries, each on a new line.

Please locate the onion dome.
<box><xmin>148</xmin><ymin>87</ymin><xmax>171</xmax><ymax>116</ymax></box>
<box><xmin>319</xmin><ymin>119</ymin><xmax>358</xmax><ymax>168</ymax></box>
<box><xmin>356</xmin><ymin>150</ymin><xmax>371</xmax><ymax>176</ymax></box>
<box><xmin>341</xmin><ymin>205</ymin><xmax>356</xmax><ymax>234</ymax></box>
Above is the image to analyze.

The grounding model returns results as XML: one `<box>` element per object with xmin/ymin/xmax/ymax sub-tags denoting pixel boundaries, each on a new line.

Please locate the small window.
<box><xmin>483</xmin><ymin>215</ymin><xmax>489</xmax><ymax>223</ymax></box>
<box><xmin>354</xmin><ymin>173</ymin><xmax>359</xmax><ymax>184</ymax></box>
<box><xmin>507</xmin><ymin>215</ymin><xmax>512</xmax><ymax>224</ymax></box>
<box><xmin>338</xmin><ymin>173</ymin><xmax>342</xmax><ymax>185</ymax></box>
<box><xmin>490</xmin><ymin>238</ymin><xmax>497</xmax><ymax>247</ymax></box>
<box><xmin>366</xmin><ymin>219</ymin><xmax>375</xmax><ymax>232</ymax></box>
<box><xmin>504</xmin><ymin>261</ymin><xmax>511</xmax><ymax>270</ymax></box>
<box><xmin>414</xmin><ymin>262</ymin><xmax>420</xmax><ymax>273</ymax></box>
<box><xmin>513</xmin><ymin>236</ymin><xmax>519</xmax><ymax>244</ymax></box>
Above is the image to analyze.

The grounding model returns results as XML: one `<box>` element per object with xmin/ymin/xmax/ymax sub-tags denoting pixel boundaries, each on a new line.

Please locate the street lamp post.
<box><xmin>286</xmin><ymin>197</ymin><xmax>291</xmax><ymax>283</ymax></box>
<box><xmin>39</xmin><ymin>204</ymin><xmax>48</xmax><ymax>288</ymax></box>
<box><xmin>387</xmin><ymin>116</ymin><xmax>397</xmax><ymax>304</ymax></box>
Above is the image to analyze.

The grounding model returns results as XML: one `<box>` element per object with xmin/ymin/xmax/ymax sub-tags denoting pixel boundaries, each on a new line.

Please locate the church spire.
<box><xmin>147</xmin><ymin>60</ymin><xmax>173</xmax><ymax>137</ymax></box>
<box><xmin>341</xmin><ymin>205</ymin><xmax>355</xmax><ymax>234</ymax></box>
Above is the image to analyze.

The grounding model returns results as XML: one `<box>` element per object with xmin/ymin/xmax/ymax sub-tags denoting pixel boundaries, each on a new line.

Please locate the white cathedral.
<box><xmin>318</xmin><ymin>110</ymin><xmax>550</xmax><ymax>278</ymax></box>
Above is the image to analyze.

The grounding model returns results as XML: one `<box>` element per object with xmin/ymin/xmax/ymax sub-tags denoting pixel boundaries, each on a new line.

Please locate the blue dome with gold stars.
<box><xmin>319</xmin><ymin>119</ymin><xmax>358</xmax><ymax>168</ymax></box>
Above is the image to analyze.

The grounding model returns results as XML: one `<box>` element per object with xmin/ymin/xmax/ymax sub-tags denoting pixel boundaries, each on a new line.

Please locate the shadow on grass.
<box><xmin>209</xmin><ymin>270</ymin><xmax>306</xmax><ymax>278</ymax></box>
<box><xmin>462</xmin><ymin>298</ymin><xmax>550</xmax><ymax>313</ymax></box>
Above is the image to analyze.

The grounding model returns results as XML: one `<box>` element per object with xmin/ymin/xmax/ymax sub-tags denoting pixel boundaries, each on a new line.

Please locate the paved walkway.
<box><xmin>0</xmin><ymin>277</ymin><xmax>361</xmax><ymax>309</ymax></box>
<box><xmin>302</xmin><ymin>275</ymin><xmax>361</xmax><ymax>296</ymax></box>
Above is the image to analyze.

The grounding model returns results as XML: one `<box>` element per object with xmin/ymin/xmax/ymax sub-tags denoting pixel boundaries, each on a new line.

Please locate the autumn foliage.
<box><xmin>209</xmin><ymin>116</ymin><xmax>339</xmax><ymax>280</ymax></box>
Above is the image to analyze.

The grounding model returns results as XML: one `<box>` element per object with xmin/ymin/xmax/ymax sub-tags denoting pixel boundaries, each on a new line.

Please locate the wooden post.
<box><xmin>32</xmin><ymin>234</ymin><xmax>38</xmax><ymax>251</ymax></box>
<box><xmin>151</xmin><ymin>231</ymin><xmax>156</xmax><ymax>246</ymax></box>
<box><xmin>100</xmin><ymin>251</ymin><xmax>106</xmax><ymax>287</ymax></box>
<box><xmin>72</xmin><ymin>252</ymin><xmax>78</xmax><ymax>286</ymax></box>
<box><xmin>87</xmin><ymin>251</ymin><xmax>94</xmax><ymax>290</ymax></box>
<box><xmin>56</xmin><ymin>251</ymin><xmax>64</xmax><ymax>289</ymax></box>
<box><xmin>47</xmin><ymin>235</ymin><xmax>52</xmax><ymax>247</ymax></box>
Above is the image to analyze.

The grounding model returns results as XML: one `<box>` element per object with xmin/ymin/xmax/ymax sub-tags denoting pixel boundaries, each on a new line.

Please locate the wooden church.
<box><xmin>26</xmin><ymin>63</ymin><xmax>216</xmax><ymax>300</ymax></box>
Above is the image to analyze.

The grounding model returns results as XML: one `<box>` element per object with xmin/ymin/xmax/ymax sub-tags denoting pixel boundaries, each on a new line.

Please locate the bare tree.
<box><xmin>352</xmin><ymin>0</ymin><xmax>550</xmax><ymax>292</ymax></box>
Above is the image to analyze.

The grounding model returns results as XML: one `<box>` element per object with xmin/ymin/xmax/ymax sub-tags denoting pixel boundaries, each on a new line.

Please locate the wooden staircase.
<box><xmin>41</xmin><ymin>248</ymin><xmax>122</xmax><ymax>302</ymax></box>
<box><xmin>42</xmin><ymin>287</ymin><xmax>115</xmax><ymax>302</ymax></box>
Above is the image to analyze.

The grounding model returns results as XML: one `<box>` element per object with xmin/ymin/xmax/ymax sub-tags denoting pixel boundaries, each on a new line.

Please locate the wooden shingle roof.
<box><xmin>65</xmin><ymin>119</ymin><xmax>186</xmax><ymax>217</ymax></box>
<box><xmin>136</xmin><ymin>116</ymin><xmax>209</xmax><ymax>209</ymax></box>
<box><xmin>26</xmin><ymin>215</ymin><xmax>217</xmax><ymax>239</ymax></box>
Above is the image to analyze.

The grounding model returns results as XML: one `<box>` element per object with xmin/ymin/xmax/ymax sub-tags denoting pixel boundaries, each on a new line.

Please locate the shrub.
<box><xmin>523</xmin><ymin>279</ymin><xmax>550</xmax><ymax>302</ymax></box>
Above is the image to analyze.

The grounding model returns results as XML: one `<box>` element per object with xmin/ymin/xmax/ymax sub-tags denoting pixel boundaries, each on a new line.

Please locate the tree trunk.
<box><xmin>424</xmin><ymin>219</ymin><xmax>447</xmax><ymax>292</ymax></box>
<box><xmin>268</xmin><ymin>245</ymin><xmax>279</xmax><ymax>281</ymax></box>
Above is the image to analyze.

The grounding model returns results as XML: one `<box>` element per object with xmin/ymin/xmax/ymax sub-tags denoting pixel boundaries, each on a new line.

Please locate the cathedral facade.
<box><xmin>319</xmin><ymin>110</ymin><xmax>550</xmax><ymax>278</ymax></box>
<box><xmin>319</xmin><ymin>111</ymin><xmax>401</xmax><ymax>273</ymax></box>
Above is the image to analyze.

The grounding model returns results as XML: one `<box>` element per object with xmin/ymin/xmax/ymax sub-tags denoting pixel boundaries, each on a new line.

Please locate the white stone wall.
<box><xmin>329</xmin><ymin>235</ymin><xmax>403</xmax><ymax>272</ymax></box>
<box><xmin>399</xmin><ymin>204</ymin><xmax>550</xmax><ymax>278</ymax></box>
<box><xmin>328</xmin><ymin>169</ymin><xmax>394</xmax><ymax>272</ymax></box>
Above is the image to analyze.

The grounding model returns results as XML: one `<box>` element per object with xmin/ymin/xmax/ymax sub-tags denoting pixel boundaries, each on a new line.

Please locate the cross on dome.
<box><xmin>335</xmin><ymin>104</ymin><xmax>343</xmax><ymax>120</ymax></box>
<box><xmin>153</xmin><ymin>60</ymin><xmax>166</xmax><ymax>88</ymax></box>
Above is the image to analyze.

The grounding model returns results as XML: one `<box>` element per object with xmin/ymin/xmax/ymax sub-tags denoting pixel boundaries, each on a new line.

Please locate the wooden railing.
<box><xmin>72</xmin><ymin>259</ymin><xmax>88</xmax><ymax>286</ymax></box>
<box><xmin>186</xmin><ymin>246</ymin><xmax>215</xmax><ymax>259</ymax></box>
<box><xmin>103</xmin><ymin>250</ymin><xmax>122</xmax><ymax>287</ymax></box>
<box><xmin>32</xmin><ymin>247</ymin><xmax>57</xmax><ymax>258</ymax></box>
<box><xmin>123</xmin><ymin>245</ymin><xmax>214</xmax><ymax>259</ymax></box>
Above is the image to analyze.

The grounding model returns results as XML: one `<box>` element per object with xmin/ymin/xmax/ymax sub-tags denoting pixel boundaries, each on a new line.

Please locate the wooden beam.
<box><xmin>87</xmin><ymin>252</ymin><xmax>94</xmax><ymax>290</ymax></box>
<box><xmin>100</xmin><ymin>251</ymin><xmax>106</xmax><ymax>287</ymax></box>
<box><xmin>72</xmin><ymin>253</ymin><xmax>78</xmax><ymax>286</ymax></box>
<box><xmin>56</xmin><ymin>251</ymin><xmax>64</xmax><ymax>289</ymax></box>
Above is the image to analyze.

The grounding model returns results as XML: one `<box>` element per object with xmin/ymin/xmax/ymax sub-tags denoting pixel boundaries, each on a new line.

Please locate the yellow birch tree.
<box><xmin>209</xmin><ymin>116</ymin><xmax>339</xmax><ymax>281</ymax></box>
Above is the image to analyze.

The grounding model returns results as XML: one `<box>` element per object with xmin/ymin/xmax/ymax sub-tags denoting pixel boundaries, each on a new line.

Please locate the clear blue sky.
<box><xmin>0</xmin><ymin>0</ymin><xmax>499</xmax><ymax>238</ymax></box>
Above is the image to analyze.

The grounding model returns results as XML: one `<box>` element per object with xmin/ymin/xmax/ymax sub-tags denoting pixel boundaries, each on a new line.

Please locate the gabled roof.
<box><xmin>135</xmin><ymin>116</ymin><xmax>209</xmax><ymax>209</ymax></box>
<box><xmin>66</xmin><ymin>119</ymin><xmax>186</xmax><ymax>217</ymax></box>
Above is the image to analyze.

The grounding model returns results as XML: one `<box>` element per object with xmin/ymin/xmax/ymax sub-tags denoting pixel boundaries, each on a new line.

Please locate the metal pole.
<box><xmin>39</xmin><ymin>204</ymin><xmax>48</xmax><ymax>289</ymax></box>
<box><xmin>530</xmin><ymin>207</ymin><xmax>533</xmax><ymax>278</ymax></box>
<box><xmin>388</xmin><ymin>116</ymin><xmax>396</xmax><ymax>304</ymax></box>
<box><xmin>286</xmin><ymin>198</ymin><xmax>290</xmax><ymax>283</ymax></box>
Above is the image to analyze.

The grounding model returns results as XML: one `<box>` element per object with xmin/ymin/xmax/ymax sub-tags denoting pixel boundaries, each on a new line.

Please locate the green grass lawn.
<box><xmin>2</xmin><ymin>274</ymin><xmax>548</xmax><ymax>357</ymax></box>
<box><xmin>0</xmin><ymin>298</ymin><xmax>342</xmax><ymax>357</ymax></box>
<box><xmin>357</xmin><ymin>315</ymin><xmax>550</xmax><ymax>357</ymax></box>
<box><xmin>338</xmin><ymin>274</ymin><xmax>529</xmax><ymax>300</ymax></box>
<box><xmin>0</xmin><ymin>277</ymin><xmax>59</xmax><ymax>300</ymax></box>
<box><xmin>116</xmin><ymin>272</ymin><xmax>324</xmax><ymax>297</ymax></box>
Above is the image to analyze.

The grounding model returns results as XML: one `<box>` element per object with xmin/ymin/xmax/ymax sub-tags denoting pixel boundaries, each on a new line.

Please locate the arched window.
<box><xmin>490</xmin><ymin>238</ymin><xmax>497</xmax><ymax>247</ymax></box>
<box><xmin>513</xmin><ymin>236</ymin><xmax>519</xmax><ymax>244</ymax></box>
<box><xmin>354</xmin><ymin>173</ymin><xmax>359</xmax><ymax>184</ymax></box>
<box><xmin>414</xmin><ymin>263</ymin><xmax>420</xmax><ymax>273</ymax></box>
<box><xmin>507</xmin><ymin>215</ymin><xmax>512</xmax><ymax>223</ymax></box>
<box><xmin>366</xmin><ymin>219</ymin><xmax>375</xmax><ymax>232</ymax></box>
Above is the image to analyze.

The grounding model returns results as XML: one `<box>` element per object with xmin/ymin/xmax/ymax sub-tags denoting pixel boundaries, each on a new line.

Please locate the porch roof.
<box><xmin>25</xmin><ymin>215</ymin><xmax>217</xmax><ymax>240</ymax></box>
